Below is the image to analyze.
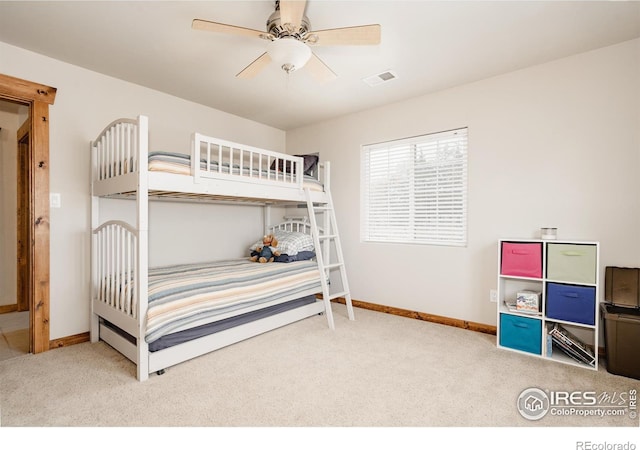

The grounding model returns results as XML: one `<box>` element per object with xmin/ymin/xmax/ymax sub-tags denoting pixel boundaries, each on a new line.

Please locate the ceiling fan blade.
<box><xmin>307</xmin><ymin>24</ymin><xmax>381</xmax><ymax>46</ymax></box>
<box><xmin>236</xmin><ymin>52</ymin><xmax>272</xmax><ymax>79</ymax></box>
<box><xmin>305</xmin><ymin>53</ymin><xmax>337</xmax><ymax>84</ymax></box>
<box><xmin>192</xmin><ymin>19</ymin><xmax>265</xmax><ymax>39</ymax></box>
<box><xmin>279</xmin><ymin>0</ymin><xmax>307</xmax><ymax>31</ymax></box>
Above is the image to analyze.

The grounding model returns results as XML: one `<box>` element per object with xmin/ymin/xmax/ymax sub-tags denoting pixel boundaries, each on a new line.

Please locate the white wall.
<box><xmin>287</xmin><ymin>39</ymin><xmax>640</xmax><ymax>326</ymax></box>
<box><xmin>0</xmin><ymin>41</ymin><xmax>286</xmax><ymax>339</ymax></box>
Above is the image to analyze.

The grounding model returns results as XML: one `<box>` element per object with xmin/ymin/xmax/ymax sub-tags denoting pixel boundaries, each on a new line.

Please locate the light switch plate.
<box><xmin>50</xmin><ymin>193</ymin><xmax>61</xmax><ymax>208</ymax></box>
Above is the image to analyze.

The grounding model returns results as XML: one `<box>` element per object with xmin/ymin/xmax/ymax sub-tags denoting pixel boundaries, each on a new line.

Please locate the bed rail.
<box><xmin>92</xmin><ymin>220</ymin><xmax>140</xmax><ymax>320</ymax></box>
<box><xmin>193</xmin><ymin>133</ymin><xmax>304</xmax><ymax>189</ymax></box>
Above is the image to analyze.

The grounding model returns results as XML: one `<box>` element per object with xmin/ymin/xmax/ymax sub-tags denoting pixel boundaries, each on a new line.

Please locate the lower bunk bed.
<box><xmin>90</xmin><ymin>220</ymin><xmax>329</xmax><ymax>381</ymax></box>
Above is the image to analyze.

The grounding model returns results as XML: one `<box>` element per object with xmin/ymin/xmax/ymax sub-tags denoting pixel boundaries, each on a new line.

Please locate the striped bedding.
<box><xmin>145</xmin><ymin>258</ymin><xmax>322</xmax><ymax>344</ymax></box>
<box><xmin>148</xmin><ymin>151</ymin><xmax>324</xmax><ymax>191</ymax></box>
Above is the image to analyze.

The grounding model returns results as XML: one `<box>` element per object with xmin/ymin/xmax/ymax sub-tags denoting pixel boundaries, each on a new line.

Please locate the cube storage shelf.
<box><xmin>497</xmin><ymin>239</ymin><xmax>599</xmax><ymax>370</ymax></box>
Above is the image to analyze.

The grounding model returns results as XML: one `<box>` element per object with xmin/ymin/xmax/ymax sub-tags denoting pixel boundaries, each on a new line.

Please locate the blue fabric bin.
<box><xmin>546</xmin><ymin>282</ymin><xmax>596</xmax><ymax>325</ymax></box>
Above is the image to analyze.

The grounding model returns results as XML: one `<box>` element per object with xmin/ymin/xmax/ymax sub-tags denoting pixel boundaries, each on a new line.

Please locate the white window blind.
<box><xmin>361</xmin><ymin>128</ymin><xmax>468</xmax><ymax>246</ymax></box>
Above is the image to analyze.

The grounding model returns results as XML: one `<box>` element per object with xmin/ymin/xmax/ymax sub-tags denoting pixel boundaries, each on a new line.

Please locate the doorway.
<box><xmin>0</xmin><ymin>99</ymin><xmax>30</xmax><ymax>360</ymax></box>
<box><xmin>0</xmin><ymin>73</ymin><xmax>56</xmax><ymax>355</ymax></box>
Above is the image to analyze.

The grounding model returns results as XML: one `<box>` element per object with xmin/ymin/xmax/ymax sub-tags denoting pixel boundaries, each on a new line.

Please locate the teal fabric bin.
<box><xmin>500</xmin><ymin>314</ymin><xmax>542</xmax><ymax>355</ymax></box>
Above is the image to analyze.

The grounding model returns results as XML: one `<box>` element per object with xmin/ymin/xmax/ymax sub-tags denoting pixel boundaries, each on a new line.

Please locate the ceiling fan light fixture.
<box><xmin>193</xmin><ymin>0</ymin><xmax>382</xmax><ymax>82</ymax></box>
<box><xmin>267</xmin><ymin>38</ymin><xmax>312</xmax><ymax>73</ymax></box>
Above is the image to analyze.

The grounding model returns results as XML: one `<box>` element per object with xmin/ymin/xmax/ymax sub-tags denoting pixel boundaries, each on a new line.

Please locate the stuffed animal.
<box><xmin>250</xmin><ymin>234</ymin><xmax>281</xmax><ymax>263</ymax></box>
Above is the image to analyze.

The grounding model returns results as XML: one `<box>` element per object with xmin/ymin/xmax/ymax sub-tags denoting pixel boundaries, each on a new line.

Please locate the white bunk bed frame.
<box><xmin>90</xmin><ymin>115</ymin><xmax>353</xmax><ymax>381</ymax></box>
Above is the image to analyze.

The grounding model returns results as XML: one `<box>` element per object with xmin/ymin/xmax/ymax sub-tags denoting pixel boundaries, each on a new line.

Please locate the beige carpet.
<box><xmin>0</xmin><ymin>305</ymin><xmax>638</xmax><ymax>445</ymax></box>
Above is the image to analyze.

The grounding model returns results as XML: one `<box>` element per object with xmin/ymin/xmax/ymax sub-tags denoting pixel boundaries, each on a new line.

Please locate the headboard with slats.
<box><xmin>269</xmin><ymin>217</ymin><xmax>323</xmax><ymax>235</ymax></box>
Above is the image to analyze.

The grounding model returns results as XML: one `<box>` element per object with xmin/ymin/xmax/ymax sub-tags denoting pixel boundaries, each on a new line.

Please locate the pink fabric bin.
<box><xmin>501</xmin><ymin>242</ymin><xmax>543</xmax><ymax>278</ymax></box>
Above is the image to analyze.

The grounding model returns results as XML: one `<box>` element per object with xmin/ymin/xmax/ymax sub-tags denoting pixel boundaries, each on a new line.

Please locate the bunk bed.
<box><xmin>90</xmin><ymin>115</ymin><xmax>352</xmax><ymax>381</ymax></box>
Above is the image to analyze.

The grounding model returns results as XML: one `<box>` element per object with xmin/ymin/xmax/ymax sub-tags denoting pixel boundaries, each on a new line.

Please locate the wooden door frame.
<box><xmin>0</xmin><ymin>73</ymin><xmax>56</xmax><ymax>353</ymax></box>
<box><xmin>17</xmin><ymin>117</ymin><xmax>31</xmax><ymax>313</ymax></box>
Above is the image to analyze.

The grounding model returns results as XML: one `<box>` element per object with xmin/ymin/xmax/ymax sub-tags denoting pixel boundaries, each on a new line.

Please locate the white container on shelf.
<box><xmin>540</xmin><ymin>227</ymin><xmax>557</xmax><ymax>240</ymax></box>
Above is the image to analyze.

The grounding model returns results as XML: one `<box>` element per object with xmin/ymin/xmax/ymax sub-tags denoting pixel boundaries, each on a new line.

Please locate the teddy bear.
<box><xmin>249</xmin><ymin>234</ymin><xmax>281</xmax><ymax>263</ymax></box>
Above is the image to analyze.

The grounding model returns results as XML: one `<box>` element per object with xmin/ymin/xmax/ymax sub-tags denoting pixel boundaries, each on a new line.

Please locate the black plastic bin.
<box><xmin>600</xmin><ymin>303</ymin><xmax>640</xmax><ymax>380</ymax></box>
<box><xmin>601</xmin><ymin>267</ymin><xmax>640</xmax><ymax>380</ymax></box>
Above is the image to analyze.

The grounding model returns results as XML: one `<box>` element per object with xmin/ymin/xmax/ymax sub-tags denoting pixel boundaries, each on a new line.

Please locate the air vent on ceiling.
<box><xmin>363</xmin><ymin>70</ymin><xmax>398</xmax><ymax>87</ymax></box>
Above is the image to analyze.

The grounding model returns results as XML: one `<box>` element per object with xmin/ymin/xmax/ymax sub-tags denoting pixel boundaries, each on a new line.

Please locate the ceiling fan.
<box><xmin>192</xmin><ymin>0</ymin><xmax>381</xmax><ymax>83</ymax></box>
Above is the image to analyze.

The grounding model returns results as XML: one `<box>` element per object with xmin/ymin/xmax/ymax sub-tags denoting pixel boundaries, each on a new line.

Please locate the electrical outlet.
<box><xmin>490</xmin><ymin>289</ymin><xmax>498</xmax><ymax>303</ymax></box>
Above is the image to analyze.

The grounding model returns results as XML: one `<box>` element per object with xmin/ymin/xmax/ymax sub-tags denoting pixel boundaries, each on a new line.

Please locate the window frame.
<box><xmin>360</xmin><ymin>127</ymin><xmax>468</xmax><ymax>247</ymax></box>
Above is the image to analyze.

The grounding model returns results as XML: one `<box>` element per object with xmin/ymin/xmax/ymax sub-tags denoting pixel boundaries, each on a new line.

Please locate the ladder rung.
<box><xmin>314</xmin><ymin>206</ymin><xmax>331</xmax><ymax>211</ymax></box>
<box><xmin>318</xmin><ymin>234</ymin><xmax>337</xmax><ymax>240</ymax></box>
<box><xmin>323</xmin><ymin>262</ymin><xmax>344</xmax><ymax>269</ymax></box>
<box><xmin>328</xmin><ymin>291</ymin><xmax>349</xmax><ymax>300</ymax></box>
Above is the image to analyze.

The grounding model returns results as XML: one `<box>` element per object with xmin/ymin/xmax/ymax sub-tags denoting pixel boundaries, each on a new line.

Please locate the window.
<box><xmin>361</xmin><ymin>128</ymin><xmax>468</xmax><ymax>246</ymax></box>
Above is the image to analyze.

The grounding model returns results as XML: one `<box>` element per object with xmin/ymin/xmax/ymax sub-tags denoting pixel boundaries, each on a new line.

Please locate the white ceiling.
<box><xmin>0</xmin><ymin>1</ymin><xmax>639</xmax><ymax>130</ymax></box>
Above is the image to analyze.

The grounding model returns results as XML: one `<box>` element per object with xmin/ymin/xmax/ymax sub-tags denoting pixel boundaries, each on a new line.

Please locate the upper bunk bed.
<box><xmin>90</xmin><ymin>115</ymin><xmax>330</xmax><ymax>205</ymax></box>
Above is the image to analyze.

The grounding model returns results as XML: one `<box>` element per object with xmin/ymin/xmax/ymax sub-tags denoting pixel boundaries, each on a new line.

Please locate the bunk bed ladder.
<box><xmin>305</xmin><ymin>189</ymin><xmax>355</xmax><ymax>326</ymax></box>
